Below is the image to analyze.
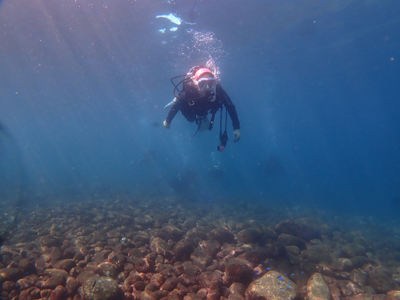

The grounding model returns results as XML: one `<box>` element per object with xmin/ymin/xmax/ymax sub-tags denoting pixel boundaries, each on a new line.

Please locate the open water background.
<box><xmin>1</xmin><ymin>0</ymin><xmax>400</xmax><ymax>221</ymax></box>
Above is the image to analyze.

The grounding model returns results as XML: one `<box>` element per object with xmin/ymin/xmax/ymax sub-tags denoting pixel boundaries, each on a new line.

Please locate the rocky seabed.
<box><xmin>1</xmin><ymin>197</ymin><xmax>400</xmax><ymax>300</ymax></box>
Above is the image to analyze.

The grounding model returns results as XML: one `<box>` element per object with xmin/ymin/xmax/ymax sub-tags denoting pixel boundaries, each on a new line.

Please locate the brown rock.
<box><xmin>245</xmin><ymin>271</ymin><xmax>300</xmax><ymax>300</ymax></box>
<box><xmin>221</xmin><ymin>285</ymin><xmax>231</xmax><ymax>298</ymax></box>
<box><xmin>350</xmin><ymin>256</ymin><xmax>371</xmax><ymax>269</ymax></box>
<box><xmin>184</xmin><ymin>293</ymin><xmax>203</xmax><ymax>300</ymax></box>
<box><xmin>168</xmin><ymin>288</ymin><xmax>185</xmax><ymax>300</ymax></box>
<box><xmin>159</xmin><ymin>225</ymin><xmax>184</xmax><ymax>241</ymax></box>
<box><xmin>173</xmin><ymin>239</ymin><xmax>195</xmax><ymax>261</ymax></box>
<box><xmin>107</xmin><ymin>252</ymin><xmax>127</xmax><ymax>269</ymax></box>
<box><xmin>331</xmin><ymin>258</ymin><xmax>353</xmax><ymax>272</ymax></box>
<box><xmin>182</xmin><ymin>261</ymin><xmax>201</xmax><ymax>277</ymax></box>
<box><xmin>0</xmin><ymin>268</ymin><xmax>24</xmax><ymax>284</ymax></box>
<box><xmin>350</xmin><ymin>269</ymin><xmax>368</xmax><ymax>286</ymax></box>
<box><xmin>132</xmin><ymin>280</ymin><xmax>145</xmax><ymax>292</ymax></box>
<box><xmin>177</xmin><ymin>282</ymin><xmax>189</xmax><ymax>295</ymax></box>
<box><xmin>341</xmin><ymin>243</ymin><xmax>366</xmax><ymax>258</ymax></box>
<box><xmin>16</xmin><ymin>278</ymin><xmax>34</xmax><ymax>290</ymax></box>
<box><xmin>132</xmin><ymin>233</ymin><xmax>150</xmax><ymax>247</ymax></box>
<box><xmin>244</xmin><ymin>248</ymin><xmax>269</xmax><ymax>265</ymax></box>
<box><xmin>184</xmin><ymin>218</ymin><xmax>196</xmax><ymax>230</ymax></box>
<box><xmin>275</xmin><ymin>219</ymin><xmax>321</xmax><ymax>241</ymax></box>
<box><xmin>41</xmin><ymin>289</ymin><xmax>53</xmax><ymax>297</ymax></box>
<box><xmin>286</xmin><ymin>246</ymin><xmax>301</xmax><ymax>256</ymax></box>
<box><xmin>2</xmin><ymin>280</ymin><xmax>15</xmax><ymax>291</ymax></box>
<box><xmin>49</xmin><ymin>285</ymin><xmax>67</xmax><ymax>300</ymax></box>
<box><xmin>186</xmin><ymin>228</ymin><xmax>208</xmax><ymax>241</ymax></box>
<box><xmin>385</xmin><ymin>290</ymin><xmax>400</xmax><ymax>300</ymax></box>
<box><xmin>17</xmin><ymin>258</ymin><xmax>36</xmax><ymax>273</ymax></box>
<box><xmin>208</xmin><ymin>228</ymin><xmax>234</xmax><ymax>244</ymax></box>
<box><xmin>82</xmin><ymin>275</ymin><xmax>121</xmax><ymax>300</ymax></box>
<box><xmin>199</xmin><ymin>271</ymin><xmax>223</xmax><ymax>290</ymax></box>
<box><xmin>92</xmin><ymin>251</ymin><xmax>110</xmax><ymax>264</ymax></box>
<box><xmin>155</xmin><ymin>290</ymin><xmax>169</xmax><ymax>299</ymax></box>
<box><xmin>277</xmin><ymin>234</ymin><xmax>306</xmax><ymax>249</ymax></box>
<box><xmin>135</xmin><ymin>258</ymin><xmax>154</xmax><ymax>273</ymax></box>
<box><xmin>41</xmin><ymin>235</ymin><xmax>63</xmax><ymax>247</ymax></box>
<box><xmin>180</xmin><ymin>273</ymin><xmax>200</xmax><ymax>287</ymax></box>
<box><xmin>150</xmin><ymin>237</ymin><xmax>173</xmax><ymax>258</ymax></box>
<box><xmin>161</xmin><ymin>277</ymin><xmax>180</xmax><ymax>291</ymax></box>
<box><xmin>145</xmin><ymin>282</ymin><xmax>159</xmax><ymax>292</ymax></box>
<box><xmin>322</xmin><ymin>276</ymin><xmax>341</xmax><ymax>300</ymax></box>
<box><xmin>368</xmin><ymin>272</ymin><xmax>396</xmax><ymax>294</ymax></box>
<box><xmin>106</xmin><ymin>229</ymin><xmax>121</xmax><ymax>239</ymax></box>
<box><xmin>201</xmin><ymin>240</ymin><xmax>221</xmax><ymax>258</ymax></box>
<box><xmin>42</xmin><ymin>274</ymin><xmax>67</xmax><ymax>289</ymax></box>
<box><xmin>55</xmin><ymin>259</ymin><xmax>77</xmax><ymax>272</ymax></box>
<box><xmin>73</xmin><ymin>250</ymin><xmax>84</xmax><ymax>261</ymax></box>
<box><xmin>30</xmin><ymin>287</ymin><xmax>41</xmax><ymax>298</ymax></box>
<box><xmin>139</xmin><ymin>291</ymin><xmax>158</xmax><ymax>300</ymax></box>
<box><xmin>305</xmin><ymin>272</ymin><xmax>331</xmax><ymax>300</ymax></box>
<box><xmin>98</xmin><ymin>262</ymin><xmax>117</xmax><ymax>278</ymax></box>
<box><xmin>302</xmin><ymin>250</ymin><xmax>332</xmax><ymax>264</ymax></box>
<box><xmin>229</xmin><ymin>293</ymin><xmax>245</xmax><ymax>300</ymax></box>
<box><xmin>229</xmin><ymin>282</ymin><xmax>246</xmax><ymax>295</ymax></box>
<box><xmin>191</xmin><ymin>250</ymin><xmax>213</xmax><ymax>270</ymax></box>
<box><xmin>158</xmin><ymin>263</ymin><xmax>178</xmax><ymax>277</ymax></box>
<box><xmin>262</xmin><ymin>227</ymin><xmax>277</xmax><ymax>240</ymax></box>
<box><xmin>46</xmin><ymin>268</ymin><xmax>69</xmax><ymax>279</ymax></box>
<box><xmin>123</xmin><ymin>276</ymin><xmax>137</xmax><ymax>292</ymax></box>
<box><xmin>150</xmin><ymin>273</ymin><xmax>165</xmax><ymax>288</ymax></box>
<box><xmin>19</xmin><ymin>290</ymin><xmax>29</xmax><ymax>299</ymax></box>
<box><xmin>135</xmin><ymin>215</ymin><xmax>154</xmax><ymax>227</ymax></box>
<box><xmin>63</xmin><ymin>246</ymin><xmax>76</xmax><ymax>259</ymax></box>
<box><xmin>207</xmin><ymin>288</ymin><xmax>220</xmax><ymax>300</ymax></box>
<box><xmin>237</xmin><ymin>227</ymin><xmax>263</xmax><ymax>244</ymax></box>
<box><xmin>50</xmin><ymin>247</ymin><xmax>64</xmax><ymax>264</ymax></box>
<box><xmin>338</xmin><ymin>280</ymin><xmax>366</xmax><ymax>297</ymax></box>
<box><xmin>265</xmin><ymin>242</ymin><xmax>287</xmax><ymax>258</ymax></box>
<box><xmin>225</xmin><ymin>258</ymin><xmax>254</xmax><ymax>285</ymax></box>
<box><xmin>66</xmin><ymin>277</ymin><xmax>81</xmax><ymax>296</ymax></box>
<box><xmin>188</xmin><ymin>285</ymin><xmax>201</xmax><ymax>294</ymax></box>
<box><xmin>197</xmin><ymin>288</ymin><xmax>208</xmax><ymax>300</ymax></box>
<box><xmin>89</xmin><ymin>231</ymin><xmax>106</xmax><ymax>244</ymax></box>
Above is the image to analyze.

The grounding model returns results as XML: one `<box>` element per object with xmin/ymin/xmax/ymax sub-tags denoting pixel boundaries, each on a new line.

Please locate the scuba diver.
<box><xmin>163</xmin><ymin>65</ymin><xmax>241</xmax><ymax>151</ymax></box>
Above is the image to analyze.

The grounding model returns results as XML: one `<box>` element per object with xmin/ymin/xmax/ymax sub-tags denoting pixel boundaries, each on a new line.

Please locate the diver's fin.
<box><xmin>164</xmin><ymin>97</ymin><xmax>177</xmax><ymax>110</ymax></box>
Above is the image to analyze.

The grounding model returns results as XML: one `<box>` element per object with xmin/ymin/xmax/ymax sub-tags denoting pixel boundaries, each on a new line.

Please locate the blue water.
<box><xmin>1</xmin><ymin>0</ymin><xmax>399</xmax><ymax>221</ymax></box>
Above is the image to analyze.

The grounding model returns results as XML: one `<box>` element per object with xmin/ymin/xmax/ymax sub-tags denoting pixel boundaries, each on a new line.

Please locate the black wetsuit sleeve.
<box><xmin>219</xmin><ymin>86</ymin><xmax>240</xmax><ymax>130</ymax></box>
<box><xmin>165</xmin><ymin>99</ymin><xmax>181</xmax><ymax>125</ymax></box>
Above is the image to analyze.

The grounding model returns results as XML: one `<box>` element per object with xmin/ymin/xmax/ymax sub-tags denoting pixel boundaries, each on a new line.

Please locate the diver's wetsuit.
<box><xmin>165</xmin><ymin>83</ymin><xmax>240</xmax><ymax>130</ymax></box>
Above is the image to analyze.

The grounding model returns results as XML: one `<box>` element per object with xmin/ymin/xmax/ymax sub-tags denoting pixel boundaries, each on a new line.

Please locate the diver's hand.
<box><xmin>163</xmin><ymin>120</ymin><xmax>170</xmax><ymax>129</ymax></box>
<box><xmin>233</xmin><ymin>129</ymin><xmax>240</xmax><ymax>142</ymax></box>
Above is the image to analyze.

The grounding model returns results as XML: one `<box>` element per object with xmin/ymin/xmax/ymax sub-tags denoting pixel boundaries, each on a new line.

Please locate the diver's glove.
<box><xmin>233</xmin><ymin>129</ymin><xmax>241</xmax><ymax>142</ymax></box>
<box><xmin>163</xmin><ymin>120</ymin><xmax>170</xmax><ymax>129</ymax></box>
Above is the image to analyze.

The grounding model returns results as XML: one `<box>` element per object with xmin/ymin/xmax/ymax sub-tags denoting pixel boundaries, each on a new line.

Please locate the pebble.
<box><xmin>42</xmin><ymin>274</ymin><xmax>67</xmax><ymax>289</ymax></box>
<box><xmin>83</xmin><ymin>275</ymin><xmax>120</xmax><ymax>300</ymax></box>
<box><xmin>306</xmin><ymin>272</ymin><xmax>331</xmax><ymax>300</ymax></box>
<box><xmin>0</xmin><ymin>268</ymin><xmax>24</xmax><ymax>284</ymax></box>
<box><xmin>245</xmin><ymin>271</ymin><xmax>299</xmax><ymax>300</ymax></box>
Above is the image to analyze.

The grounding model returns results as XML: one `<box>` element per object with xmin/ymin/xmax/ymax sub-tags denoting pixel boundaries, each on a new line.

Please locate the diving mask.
<box><xmin>197</xmin><ymin>78</ymin><xmax>217</xmax><ymax>91</ymax></box>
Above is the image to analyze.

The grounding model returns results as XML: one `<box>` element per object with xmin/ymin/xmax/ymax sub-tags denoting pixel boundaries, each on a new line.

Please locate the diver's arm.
<box><xmin>219</xmin><ymin>86</ymin><xmax>240</xmax><ymax>130</ymax></box>
<box><xmin>165</xmin><ymin>99</ymin><xmax>181</xmax><ymax>126</ymax></box>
